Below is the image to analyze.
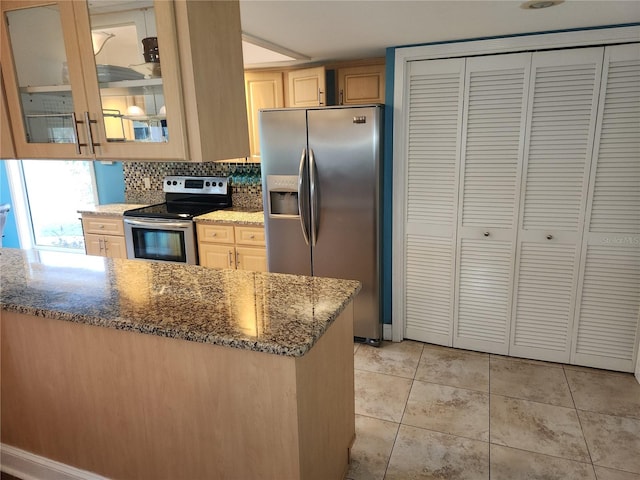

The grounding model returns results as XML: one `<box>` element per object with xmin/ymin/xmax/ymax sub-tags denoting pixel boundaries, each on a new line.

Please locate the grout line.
<box><xmin>563</xmin><ymin>365</ymin><xmax>596</xmax><ymax>472</ymax></box>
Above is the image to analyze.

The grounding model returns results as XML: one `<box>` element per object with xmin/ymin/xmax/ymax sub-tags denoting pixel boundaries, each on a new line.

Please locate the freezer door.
<box><xmin>307</xmin><ymin>106</ymin><xmax>382</xmax><ymax>340</ymax></box>
<box><xmin>259</xmin><ymin>108</ymin><xmax>312</xmax><ymax>276</ymax></box>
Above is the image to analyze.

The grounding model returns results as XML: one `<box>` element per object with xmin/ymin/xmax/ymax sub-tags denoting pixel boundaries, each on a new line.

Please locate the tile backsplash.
<box><xmin>123</xmin><ymin>162</ymin><xmax>263</xmax><ymax>210</ymax></box>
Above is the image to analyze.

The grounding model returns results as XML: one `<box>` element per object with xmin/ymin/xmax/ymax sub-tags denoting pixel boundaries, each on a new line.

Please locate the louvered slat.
<box><xmin>589</xmin><ymin>56</ymin><xmax>640</xmax><ymax>233</ymax></box>
<box><xmin>512</xmin><ymin>242</ymin><xmax>577</xmax><ymax>352</ymax></box>
<box><xmin>522</xmin><ymin>59</ymin><xmax>600</xmax><ymax>231</ymax></box>
<box><xmin>456</xmin><ymin>239</ymin><xmax>513</xmax><ymax>345</ymax></box>
<box><xmin>405</xmin><ymin>235</ymin><xmax>454</xmax><ymax>343</ymax></box>
<box><xmin>462</xmin><ymin>67</ymin><xmax>525</xmax><ymax>228</ymax></box>
<box><xmin>407</xmin><ymin>69</ymin><xmax>461</xmax><ymax>226</ymax></box>
<box><xmin>575</xmin><ymin>245</ymin><xmax>640</xmax><ymax>361</ymax></box>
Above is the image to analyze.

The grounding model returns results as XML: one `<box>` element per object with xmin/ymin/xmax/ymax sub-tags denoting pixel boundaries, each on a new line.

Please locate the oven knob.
<box><xmin>172</xmin><ymin>181</ymin><xmax>177</xmax><ymax>186</ymax></box>
<box><xmin>206</xmin><ymin>181</ymin><xmax>211</xmax><ymax>187</ymax></box>
<box><xmin>166</xmin><ymin>180</ymin><xmax>171</xmax><ymax>186</ymax></box>
<box><xmin>218</xmin><ymin>182</ymin><xmax>223</xmax><ymax>187</ymax></box>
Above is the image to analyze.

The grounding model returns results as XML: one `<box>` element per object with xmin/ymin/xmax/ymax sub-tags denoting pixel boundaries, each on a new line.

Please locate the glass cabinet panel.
<box><xmin>5</xmin><ymin>5</ymin><xmax>77</xmax><ymax>145</ymax></box>
<box><xmin>88</xmin><ymin>1</ymin><xmax>168</xmax><ymax>144</ymax></box>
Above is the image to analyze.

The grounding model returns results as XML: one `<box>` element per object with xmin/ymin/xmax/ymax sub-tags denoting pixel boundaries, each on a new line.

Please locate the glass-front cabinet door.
<box><xmin>1</xmin><ymin>0</ymin><xmax>187</xmax><ymax>160</ymax></box>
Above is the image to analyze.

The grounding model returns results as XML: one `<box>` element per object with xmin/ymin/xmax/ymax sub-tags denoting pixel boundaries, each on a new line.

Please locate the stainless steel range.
<box><xmin>123</xmin><ymin>176</ymin><xmax>231</xmax><ymax>264</ymax></box>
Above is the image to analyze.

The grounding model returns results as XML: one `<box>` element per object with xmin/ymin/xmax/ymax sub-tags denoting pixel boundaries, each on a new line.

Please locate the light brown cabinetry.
<box><xmin>0</xmin><ymin>71</ymin><xmax>15</xmax><ymax>159</ymax></box>
<box><xmin>244</xmin><ymin>71</ymin><xmax>284</xmax><ymax>161</ymax></box>
<box><xmin>1</xmin><ymin>0</ymin><xmax>248</xmax><ymax>162</ymax></box>
<box><xmin>197</xmin><ymin>223</ymin><xmax>266</xmax><ymax>271</ymax></box>
<box><xmin>81</xmin><ymin>215</ymin><xmax>126</xmax><ymax>259</ymax></box>
<box><xmin>286</xmin><ymin>66</ymin><xmax>326</xmax><ymax>107</ymax></box>
<box><xmin>337</xmin><ymin>63</ymin><xmax>385</xmax><ymax>105</ymax></box>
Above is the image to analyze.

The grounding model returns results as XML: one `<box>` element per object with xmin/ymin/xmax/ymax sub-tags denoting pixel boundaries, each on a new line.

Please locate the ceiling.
<box><xmin>239</xmin><ymin>0</ymin><xmax>640</xmax><ymax>68</ymax></box>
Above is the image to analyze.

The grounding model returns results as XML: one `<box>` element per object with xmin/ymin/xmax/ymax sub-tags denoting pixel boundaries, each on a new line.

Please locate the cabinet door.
<box><xmin>510</xmin><ymin>48</ymin><xmax>604</xmax><ymax>363</ymax></box>
<box><xmin>286</xmin><ymin>67</ymin><xmax>326</xmax><ymax>107</ymax></box>
<box><xmin>84</xmin><ymin>233</ymin><xmax>105</xmax><ymax>257</ymax></box>
<box><xmin>199</xmin><ymin>243</ymin><xmax>234</xmax><ymax>269</ymax></box>
<box><xmin>245</xmin><ymin>71</ymin><xmax>284</xmax><ymax>160</ymax></box>
<box><xmin>103</xmin><ymin>235</ymin><xmax>126</xmax><ymax>259</ymax></box>
<box><xmin>571</xmin><ymin>43</ymin><xmax>640</xmax><ymax>372</ymax></box>
<box><xmin>236</xmin><ymin>246</ymin><xmax>267</xmax><ymax>272</ymax></box>
<box><xmin>74</xmin><ymin>0</ymin><xmax>188</xmax><ymax>160</ymax></box>
<box><xmin>454</xmin><ymin>53</ymin><xmax>531</xmax><ymax>355</ymax></box>
<box><xmin>1</xmin><ymin>1</ymin><xmax>93</xmax><ymax>159</ymax></box>
<box><xmin>400</xmin><ymin>58</ymin><xmax>465</xmax><ymax>346</ymax></box>
<box><xmin>337</xmin><ymin>64</ymin><xmax>385</xmax><ymax>105</ymax></box>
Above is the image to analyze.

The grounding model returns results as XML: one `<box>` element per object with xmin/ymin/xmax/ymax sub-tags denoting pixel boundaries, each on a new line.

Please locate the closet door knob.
<box><xmin>546</xmin><ymin>235</ymin><xmax>553</xmax><ymax>240</ymax></box>
<box><xmin>483</xmin><ymin>232</ymin><xmax>490</xmax><ymax>237</ymax></box>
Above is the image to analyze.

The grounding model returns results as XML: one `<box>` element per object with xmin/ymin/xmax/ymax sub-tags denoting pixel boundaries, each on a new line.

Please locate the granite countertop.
<box><xmin>78</xmin><ymin>203</ymin><xmax>149</xmax><ymax>217</ymax></box>
<box><xmin>0</xmin><ymin>248</ymin><xmax>360</xmax><ymax>357</ymax></box>
<box><xmin>195</xmin><ymin>209</ymin><xmax>264</xmax><ymax>226</ymax></box>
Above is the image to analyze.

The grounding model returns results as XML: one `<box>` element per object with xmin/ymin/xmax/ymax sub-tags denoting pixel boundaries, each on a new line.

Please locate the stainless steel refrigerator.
<box><xmin>260</xmin><ymin>105</ymin><xmax>382</xmax><ymax>344</ymax></box>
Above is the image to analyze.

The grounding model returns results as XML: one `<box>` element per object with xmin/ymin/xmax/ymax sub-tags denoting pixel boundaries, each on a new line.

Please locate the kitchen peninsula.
<box><xmin>0</xmin><ymin>248</ymin><xmax>359</xmax><ymax>480</ymax></box>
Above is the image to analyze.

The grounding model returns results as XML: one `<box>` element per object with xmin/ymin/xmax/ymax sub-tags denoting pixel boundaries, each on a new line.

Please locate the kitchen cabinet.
<box><xmin>286</xmin><ymin>66</ymin><xmax>326</xmax><ymax>107</ymax></box>
<box><xmin>1</xmin><ymin>0</ymin><xmax>248</xmax><ymax>162</ymax></box>
<box><xmin>81</xmin><ymin>214</ymin><xmax>126</xmax><ymax>259</ymax></box>
<box><xmin>1</xmin><ymin>70</ymin><xmax>15</xmax><ymax>159</ymax></box>
<box><xmin>337</xmin><ymin>63</ymin><xmax>385</xmax><ymax>105</ymax></box>
<box><xmin>244</xmin><ymin>71</ymin><xmax>284</xmax><ymax>161</ymax></box>
<box><xmin>197</xmin><ymin>224</ymin><xmax>266</xmax><ymax>271</ymax></box>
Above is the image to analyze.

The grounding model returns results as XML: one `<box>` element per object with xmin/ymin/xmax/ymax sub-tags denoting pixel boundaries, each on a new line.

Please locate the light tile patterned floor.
<box><xmin>348</xmin><ymin>341</ymin><xmax>640</xmax><ymax>480</ymax></box>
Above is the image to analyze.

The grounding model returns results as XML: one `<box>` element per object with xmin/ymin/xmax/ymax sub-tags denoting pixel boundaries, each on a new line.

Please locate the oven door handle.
<box><xmin>124</xmin><ymin>218</ymin><xmax>192</xmax><ymax>229</ymax></box>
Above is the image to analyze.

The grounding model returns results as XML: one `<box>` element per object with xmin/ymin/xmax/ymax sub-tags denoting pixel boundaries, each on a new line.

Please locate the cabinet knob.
<box><xmin>546</xmin><ymin>234</ymin><xmax>553</xmax><ymax>240</ymax></box>
<box><xmin>98</xmin><ymin>224</ymin><xmax>104</xmax><ymax>229</ymax></box>
<box><xmin>483</xmin><ymin>232</ymin><xmax>490</xmax><ymax>237</ymax></box>
<box><xmin>211</xmin><ymin>232</ymin><xmax>217</xmax><ymax>237</ymax></box>
<box><xmin>249</xmin><ymin>234</ymin><xmax>255</xmax><ymax>239</ymax></box>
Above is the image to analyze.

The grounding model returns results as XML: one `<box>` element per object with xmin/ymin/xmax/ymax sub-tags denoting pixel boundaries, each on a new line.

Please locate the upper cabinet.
<box><xmin>337</xmin><ymin>63</ymin><xmax>385</xmax><ymax>105</ymax></box>
<box><xmin>0</xmin><ymin>0</ymin><xmax>249</xmax><ymax>161</ymax></box>
<box><xmin>244</xmin><ymin>71</ymin><xmax>284</xmax><ymax>162</ymax></box>
<box><xmin>1</xmin><ymin>70</ymin><xmax>16</xmax><ymax>159</ymax></box>
<box><xmin>286</xmin><ymin>66</ymin><xmax>326</xmax><ymax>107</ymax></box>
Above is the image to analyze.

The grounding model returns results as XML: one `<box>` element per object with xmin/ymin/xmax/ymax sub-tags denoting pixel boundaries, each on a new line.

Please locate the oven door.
<box><xmin>123</xmin><ymin>217</ymin><xmax>197</xmax><ymax>264</ymax></box>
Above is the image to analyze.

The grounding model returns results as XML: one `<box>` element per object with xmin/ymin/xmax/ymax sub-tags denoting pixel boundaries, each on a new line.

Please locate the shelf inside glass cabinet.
<box><xmin>20</xmin><ymin>77</ymin><xmax>163</xmax><ymax>95</ymax></box>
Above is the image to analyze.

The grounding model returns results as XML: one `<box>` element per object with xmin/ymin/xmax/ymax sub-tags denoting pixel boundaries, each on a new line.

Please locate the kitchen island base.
<box><xmin>0</xmin><ymin>304</ymin><xmax>355</xmax><ymax>480</ymax></box>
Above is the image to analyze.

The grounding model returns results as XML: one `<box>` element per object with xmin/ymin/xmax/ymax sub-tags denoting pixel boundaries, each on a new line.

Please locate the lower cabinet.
<box><xmin>81</xmin><ymin>215</ymin><xmax>126</xmax><ymax>259</ymax></box>
<box><xmin>197</xmin><ymin>223</ymin><xmax>266</xmax><ymax>272</ymax></box>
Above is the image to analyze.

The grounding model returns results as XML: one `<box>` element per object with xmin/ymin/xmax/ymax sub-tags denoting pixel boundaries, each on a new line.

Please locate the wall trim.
<box><xmin>1</xmin><ymin>444</ymin><xmax>108</xmax><ymax>480</ymax></box>
<box><xmin>391</xmin><ymin>25</ymin><xmax>640</xmax><ymax>343</ymax></box>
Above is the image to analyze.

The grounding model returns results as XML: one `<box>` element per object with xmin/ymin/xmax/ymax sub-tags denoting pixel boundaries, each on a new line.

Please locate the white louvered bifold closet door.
<box><xmin>510</xmin><ymin>48</ymin><xmax>604</xmax><ymax>363</ymax></box>
<box><xmin>571</xmin><ymin>43</ymin><xmax>640</xmax><ymax>372</ymax></box>
<box><xmin>403</xmin><ymin>58</ymin><xmax>464</xmax><ymax>345</ymax></box>
<box><xmin>453</xmin><ymin>54</ymin><xmax>531</xmax><ymax>354</ymax></box>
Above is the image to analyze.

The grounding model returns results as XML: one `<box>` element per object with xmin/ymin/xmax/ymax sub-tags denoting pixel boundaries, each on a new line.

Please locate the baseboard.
<box><xmin>383</xmin><ymin>323</ymin><xmax>392</xmax><ymax>341</ymax></box>
<box><xmin>0</xmin><ymin>444</ymin><xmax>108</xmax><ymax>480</ymax></box>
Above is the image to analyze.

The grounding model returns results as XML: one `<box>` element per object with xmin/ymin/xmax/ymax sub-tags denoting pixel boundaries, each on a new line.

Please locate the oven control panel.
<box><xmin>163</xmin><ymin>176</ymin><xmax>228</xmax><ymax>195</ymax></box>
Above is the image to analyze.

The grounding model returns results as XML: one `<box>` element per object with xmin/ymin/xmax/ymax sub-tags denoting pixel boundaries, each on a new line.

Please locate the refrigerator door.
<box><xmin>307</xmin><ymin>106</ymin><xmax>382</xmax><ymax>340</ymax></box>
<box><xmin>260</xmin><ymin>108</ymin><xmax>312</xmax><ymax>276</ymax></box>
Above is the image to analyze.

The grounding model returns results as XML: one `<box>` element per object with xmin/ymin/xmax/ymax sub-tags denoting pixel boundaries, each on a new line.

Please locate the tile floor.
<box><xmin>347</xmin><ymin>341</ymin><xmax>640</xmax><ymax>480</ymax></box>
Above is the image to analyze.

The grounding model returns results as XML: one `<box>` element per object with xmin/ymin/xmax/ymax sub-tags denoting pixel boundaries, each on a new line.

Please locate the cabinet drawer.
<box><xmin>235</xmin><ymin>226</ymin><xmax>265</xmax><ymax>246</ymax></box>
<box><xmin>197</xmin><ymin>224</ymin><xmax>235</xmax><ymax>244</ymax></box>
<box><xmin>82</xmin><ymin>216</ymin><xmax>124</xmax><ymax>236</ymax></box>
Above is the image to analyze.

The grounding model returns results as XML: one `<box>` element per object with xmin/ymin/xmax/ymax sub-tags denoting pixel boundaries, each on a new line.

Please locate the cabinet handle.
<box><xmin>318</xmin><ymin>89</ymin><xmax>324</xmax><ymax>106</ymax></box>
<box><xmin>71</xmin><ymin>112</ymin><xmax>83</xmax><ymax>155</ymax></box>
<box><xmin>483</xmin><ymin>232</ymin><xmax>490</xmax><ymax>237</ymax></box>
<box><xmin>228</xmin><ymin>250</ymin><xmax>233</xmax><ymax>268</ymax></box>
<box><xmin>546</xmin><ymin>235</ymin><xmax>553</xmax><ymax>240</ymax></box>
<box><xmin>84</xmin><ymin>112</ymin><xmax>99</xmax><ymax>154</ymax></box>
<box><xmin>98</xmin><ymin>238</ymin><xmax>104</xmax><ymax>252</ymax></box>
<box><xmin>339</xmin><ymin>89</ymin><xmax>344</xmax><ymax>105</ymax></box>
<box><xmin>235</xmin><ymin>251</ymin><xmax>240</xmax><ymax>268</ymax></box>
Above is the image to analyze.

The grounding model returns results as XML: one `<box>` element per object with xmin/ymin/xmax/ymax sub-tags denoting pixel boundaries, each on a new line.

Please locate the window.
<box><xmin>8</xmin><ymin>160</ymin><xmax>97</xmax><ymax>251</ymax></box>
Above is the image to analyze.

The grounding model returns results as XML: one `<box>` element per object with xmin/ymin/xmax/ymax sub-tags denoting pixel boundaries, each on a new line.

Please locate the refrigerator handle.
<box><xmin>309</xmin><ymin>148</ymin><xmax>319</xmax><ymax>247</ymax></box>
<box><xmin>298</xmin><ymin>148</ymin><xmax>311</xmax><ymax>246</ymax></box>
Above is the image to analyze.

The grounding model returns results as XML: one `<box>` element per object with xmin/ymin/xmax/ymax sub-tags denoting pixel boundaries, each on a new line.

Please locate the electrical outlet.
<box><xmin>143</xmin><ymin>177</ymin><xmax>151</xmax><ymax>189</ymax></box>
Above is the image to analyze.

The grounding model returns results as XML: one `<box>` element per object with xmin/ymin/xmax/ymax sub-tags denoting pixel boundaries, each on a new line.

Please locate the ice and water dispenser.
<box><xmin>266</xmin><ymin>175</ymin><xmax>299</xmax><ymax>217</ymax></box>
